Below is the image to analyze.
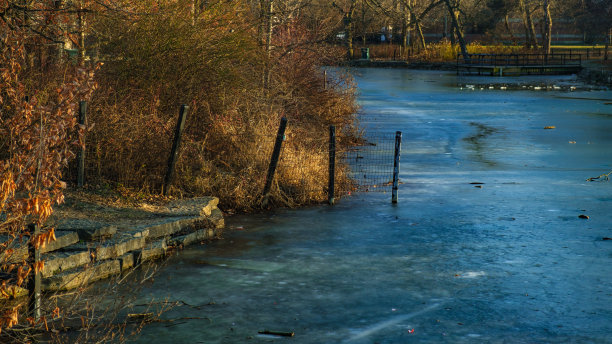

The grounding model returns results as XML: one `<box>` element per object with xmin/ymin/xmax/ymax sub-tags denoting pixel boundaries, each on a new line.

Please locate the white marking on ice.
<box><xmin>459</xmin><ymin>271</ymin><xmax>486</xmax><ymax>278</ymax></box>
<box><xmin>344</xmin><ymin>303</ymin><xmax>443</xmax><ymax>343</ymax></box>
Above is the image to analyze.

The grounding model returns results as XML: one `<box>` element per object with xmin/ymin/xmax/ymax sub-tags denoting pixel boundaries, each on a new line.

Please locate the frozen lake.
<box><xmin>130</xmin><ymin>69</ymin><xmax>612</xmax><ymax>343</ymax></box>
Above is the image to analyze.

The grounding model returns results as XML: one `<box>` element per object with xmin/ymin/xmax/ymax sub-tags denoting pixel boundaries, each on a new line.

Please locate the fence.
<box><xmin>457</xmin><ymin>53</ymin><xmax>582</xmax><ymax>67</ymax></box>
<box><xmin>260</xmin><ymin>119</ymin><xmax>402</xmax><ymax>205</ymax></box>
<box><xmin>550</xmin><ymin>47</ymin><xmax>610</xmax><ymax>61</ymax></box>
<box><xmin>341</xmin><ymin>133</ymin><xmax>401</xmax><ymax>194</ymax></box>
<box><xmin>73</xmin><ymin>104</ymin><xmax>403</xmax><ymax>206</ymax></box>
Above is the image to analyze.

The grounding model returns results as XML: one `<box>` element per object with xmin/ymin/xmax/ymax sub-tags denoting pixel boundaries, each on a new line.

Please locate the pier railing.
<box><xmin>457</xmin><ymin>53</ymin><xmax>582</xmax><ymax>67</ymax></box>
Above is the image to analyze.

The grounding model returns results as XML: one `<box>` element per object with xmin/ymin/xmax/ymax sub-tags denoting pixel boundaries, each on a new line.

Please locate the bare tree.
<box><xmin>443</xmin><ymin>0</ymin><xmax>468</xmax><ymax>61</ymax></box>
<box><xmin>332</xmin><ymin>0</ymin><xmax>359</xmax><ymax>59</ymax></box>
<box><xmin>542</xmin><ymin>0</ymin><xmax>552</xmax><ymax>54</ymax></box>
<box><xmin>519</xmin><ymin>0</ymin><xmax>539</xmax><ymax>49</ymax></box>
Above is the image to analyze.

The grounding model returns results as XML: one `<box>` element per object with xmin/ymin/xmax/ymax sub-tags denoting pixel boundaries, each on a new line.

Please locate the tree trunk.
<box><xmin>404</xmin><ymin>0</ymin><xmax>425</xmax><ymax>51</ymax></box>
<box><xmin>345</xmin><ymin>0</ymin><xmax>357</xmax><ymax>59</ymax></box>
<box><xmin>518</xmin><ymin>0</ymin><xmax>531</xmax><ymax>48</ymax></box>
<box><xmin>443</xmin><ymin>0</ymin><xmax>468</xmax><ymax>61</ymax></box>
<box><xmin>504</xmin><ymin>15</ymin><xmax>516</xmax><ymax>44</ymax></box>
<box><xmin>258</xmin><ymin>0</ymin><xmax>266</xmax><ymax>46</ymax></box>
<box><xmin>414</xmin><ymin>14</ymin><xmax>426</xmax><ymax>50</ymax></box>
<box><xmin>77</xmin><ymin>0</ymin><xmax>86</xmax><ymax>65</ymax></box>
<box><xmin>526</xmin><ymin>2</ymin><xmax>539</xmax><ymax>49</ymax></box>
<box><xmin>543</xmin><ymin>0</ymin><xmax>552</xmax><ymax>55</ymax></box>
<box><xmin>604</xmin><ymin>27</ymin><xmax>609</xmax><ymax>61</ymax></box>
<box><xmin>401</xmin><ymin>3</ymin><xmax>409</xmax><ymax>54</ymax></box>
<box><xmin>266</xmin><ymin>0</ymin><xmax>274</xmax><ymax>57</ymax></box>
<box><xmin>361</xmin><ymin>0</ymin><xmax>367</xmax><ymax>47</ymax></box>
<box><xmin>263</xmin><ymin>0</ymin><xmax>273</xmax><ymax>89</ymax></box>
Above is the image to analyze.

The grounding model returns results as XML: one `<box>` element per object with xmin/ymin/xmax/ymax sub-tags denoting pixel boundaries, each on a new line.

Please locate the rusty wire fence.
<box><xmin>72</xmin><ymin>103</ymin><xmax>401</xmax><ymax>206</ymax></box>
<box><xmin>259</xmin><ymin>118</ymin><xmax>402</xmax><ymax>205</ymax></box>
<box><xmin>341</xmin><ymin>133</ymin><xmax>399</xmax><ymax>193</ymax></box>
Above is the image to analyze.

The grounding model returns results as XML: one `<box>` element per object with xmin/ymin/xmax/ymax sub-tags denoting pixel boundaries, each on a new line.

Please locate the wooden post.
<box><xmin>328</xmin><ymin>125</ymin><xmax>336</xmax><ymax>205</ymax></box>
<box><xmin>324</xmin><ymin>70</ymin><xmax>327</xmax><ymax>90</ymax></box>
<box><xmin>163</xmin><ymin>104</ymin><xmax>189</xmax><ymax>195</ymax></box>
<box><xmin>262</xmin><ymin>117</ymin><xmax>288</xmax><ymax>207</ymax></box>
<box><xmin>77</xmin><ymin>101</ymin><xmax>87</xmax><ymax>187</ymax></box>
<box><xmin>391</xmin><ymin>131</ymin><xmax>402</xmax><ymax>204</ymax></box>
<box><xmin>28</xmin><ymin>224</ymin><xmax>41</xmax><ymax>321</ymax></box>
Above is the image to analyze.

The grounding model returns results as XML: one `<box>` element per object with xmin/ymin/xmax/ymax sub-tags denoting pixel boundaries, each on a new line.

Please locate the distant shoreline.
<box><xmin>343</xmin><ymin>60</ymin><xmax>457</xmax><ymax>71</ymax></box>
<box><xmin>343</xmin><ymin>59</ymin><xmax>611</xmax><ymax>88</ymax></box>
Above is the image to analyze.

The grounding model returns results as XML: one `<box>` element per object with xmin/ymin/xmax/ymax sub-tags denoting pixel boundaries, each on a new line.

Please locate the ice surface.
<box><xmin>128</xmin><ymin>69</ymin><xmax>612</xmax><ymax>343</ymax></box>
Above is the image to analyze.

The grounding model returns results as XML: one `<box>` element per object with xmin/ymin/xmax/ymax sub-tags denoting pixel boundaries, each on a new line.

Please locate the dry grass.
<box><xmin>367</xmin><ymin>42</ymin><xmax>528</xmax><ymax>62</ymax></box>
<box><xmin>80</xmin><ymin>9</ymin><xmax>359</xmax><ymax>212</ymax></box>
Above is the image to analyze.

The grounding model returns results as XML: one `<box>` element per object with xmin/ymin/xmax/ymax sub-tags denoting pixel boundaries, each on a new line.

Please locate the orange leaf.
<box><xmin>52</xmin><ymin>307</ymin><xmax>60</xmax><ymax>319</ymax></box>
<box><xmin>34</xmin><ymin>261</ymin><xmax>44</xmax><ymax>274</ymax></box>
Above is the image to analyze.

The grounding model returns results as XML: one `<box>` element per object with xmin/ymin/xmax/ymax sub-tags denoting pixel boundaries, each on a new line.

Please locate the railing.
<box><xmin>551</xmin><ymin>47</ymin><xmax>610</xmax><ymax>61</ymax></box>
<box><xmin>457</xmin><ymin>53</ymin><xmax>582</xmax><ymax>67</ymax></box>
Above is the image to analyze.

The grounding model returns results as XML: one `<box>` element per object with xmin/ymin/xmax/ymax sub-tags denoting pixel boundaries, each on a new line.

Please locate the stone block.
<box><xmin>118</xmin><ymin>253</ymin><xmax>135</xmax><ymax>271</ymax></box>
<box><xmin>2</xmin><ymin>245</ymin><xmax>28</xmax><ymax>263</ymax></box>
<box><xmin>42</xmin><ymin>231</ymin><xmax>79</xmax><ymax>253</ymax></box>
<box><xmin>76</xmin><ymin>226</ymin><xmax>117</xmax><ymax>241</ymax></box>
<box><xmin>146</xmin><ymin>217</ymin><xmax>201</xmax><ymax>239</ymax></box>
<box><xmin>42</xmin><ymin>251</ymin><xmax>91</xmax><ymax>278</ymax></box>
<box><xmin>162</xmin><ymin>197</ymin><xmax>219</xmax><ymax>217</ymax></box>
<box><xmin>42</xmin><ymin>259</ymin><xmax>121</xmax><ymax>291</ymax></box>
<box><xmin>95</xmin><ymin>236</ymin><xmax>145</xmax><ymax>261</ymax></box>
<box><xmin>168</xmin><ymin>228</ymin><xmax>213</xmax><ymax>248</ymax></box>
<box><xmin>207</xmin><ymin>208</ymin><xmax>225</xmax><ymax>229</ymax></box>
<box><xmin>138</xmin><ymin>240</ymin><xmax>167</xmax><ymax>263</ymax></box>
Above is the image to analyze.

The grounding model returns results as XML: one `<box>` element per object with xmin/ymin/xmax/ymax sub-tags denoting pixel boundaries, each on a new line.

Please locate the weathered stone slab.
<box><xmin>42</xmin><ymin>231</ymin><xmax>79</xmax><ymax>253</ymax></box>
<box><xmin>144</xmin><ymin>217</ymin><xmax>204</xmax><ymax>239</ymax></box>
<box><xmin>42</xmin><ymin>259</ymin><xmax>121</xmax><ymax>291</ymax></box>
<box><xmin>95</xmin><ymin>236</ymin><xmax>145</xmax><ymax>261</ymax></box>
<box><xmin>42</xmin><ymin>251</ymin><xmax>90</xmax><ymax>278</ymax></box>
<box><xmin>118</xmin><ymin>253</ymin><xmax>134</xmax><ymax>271</ymax></box>
<box><xmin>160</xmin><ymin>197</ymin><xmax>219</xmax><ymax>217</ymax></box>
<box><xmin>1</xmin><ymin>230</ymin><xmax>79</xmax><ymax>263</ymax></box>
<box><xmin>168</xmin><ymin>228</ymin><xmax>216</xmax><ymax>248</ymax></box>
<box><xmin>138</xmin><ymin>240</ymin><xmax>167</xmax><ymax>263</ymax></box>
<box><xmin>57</xmin><ymin>219</ymin><xmax>107</xmax><ymax>232</ymax></box>
<box><xmin>1</xmin><ymin>245</ymin><xmax>28</xmax><ymax>263</ymax></box>
<box><xmin>130</xmin><ymin>228</ymin><xmax>149</xmax><ymax>238</ymax></box>
<box><xmin>207</xmin><ymin>208</ymin><xmax>225</xmax><ymax>229</ymax></box>
<box><xmin>75</xmin><ymin>225</ymin><xmax>117</xmax><ymax>241</ymax></box>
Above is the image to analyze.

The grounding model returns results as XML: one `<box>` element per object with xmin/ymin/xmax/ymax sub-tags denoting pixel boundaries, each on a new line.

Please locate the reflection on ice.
<box><xmin>344</xmin><ymin>303</ymin><xmax>443</xmax><ymax>343</ymax></box>
<box><xmin>196</xmin><ymin>258</ymin><xmax>284</xmax><ymax>272</ymax></box>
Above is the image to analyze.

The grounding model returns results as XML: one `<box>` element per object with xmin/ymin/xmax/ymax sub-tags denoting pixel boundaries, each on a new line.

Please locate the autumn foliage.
<box><xmin>1</xmin><ymin>0</ymin><xmax>356</xmax><ymax>337</ymax></box>
<box><xmin>84</xmin><ymin>0</ymin><xmax>358</xmax><ymax>211</ymax></box>
<box><xmin>0</xmin><ymin>1</ymin><xmax>96</xmax><ymax>334</ymax></box>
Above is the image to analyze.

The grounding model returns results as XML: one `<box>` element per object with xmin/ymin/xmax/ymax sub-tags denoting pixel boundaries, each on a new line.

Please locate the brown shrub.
<box><xmin>83</xmin><ymin>1</ymin><xmax>359</xmax><ymax>211</ymax></box>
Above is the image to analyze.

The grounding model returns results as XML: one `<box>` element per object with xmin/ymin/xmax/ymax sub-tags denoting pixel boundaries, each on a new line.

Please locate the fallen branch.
<box><xmin>586</xmin><ymin>170</ymin><xmax>612</xmax><ymax>182</ymax></box>
<box><xmin>258</xmin><ymin>330</ymin><xmax>295</xmax><ymax>337</ymax></box>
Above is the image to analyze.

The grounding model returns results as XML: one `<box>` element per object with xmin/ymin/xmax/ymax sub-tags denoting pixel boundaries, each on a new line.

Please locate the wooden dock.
<box><xmin>457</xmin><ymin>53</ymin><xmax>582</xmax><ymax>76</ymax></box>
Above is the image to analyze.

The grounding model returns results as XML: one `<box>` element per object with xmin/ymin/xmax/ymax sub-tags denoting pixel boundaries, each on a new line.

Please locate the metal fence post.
<box><xmin>262</xmin><ymin>117</ymin><xmax>288</xmax><ymax>207</ymax></box>
<box><xmin>163</xmin><ymin>104</ymin><xmax>189</xmax><ymax>195</ymax></box>
<box><xmin>28</xmin><ymin>224</ymin><xmax>41</xmax><ymax>321</ymax></box>
<box><xmin>392</xmin><ymin>131</ymin><xmax>402</xmax><ymax>204</ymax></box>
<box><xmin>328</xmin><ymin>125</ymin><xmax>336</xmax><ymax>205</ymax></box>
<box><xmin>77</xmin><ymin>101</ymin><xmax>87</xmax><ymax>187</ymax></box>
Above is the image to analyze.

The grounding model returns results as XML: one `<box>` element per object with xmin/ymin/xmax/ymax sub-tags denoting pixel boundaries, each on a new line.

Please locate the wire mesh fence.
<box><xmin>264</xmin><ymin>126</ymin><xmax>400</xmax><ymax>204</ymax></box>
<box><xmin>71</xmin><ymin>103</ymin><xmax>400</xmax><ymax>206</ymax></box>
<box><xmin>340</xmin><ymin>133</ymin><xmax>398</xmax><ymax>193</ymax></box>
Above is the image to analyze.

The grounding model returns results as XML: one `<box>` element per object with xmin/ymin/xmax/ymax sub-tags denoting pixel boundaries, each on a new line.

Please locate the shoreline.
<box><xmin>3</xmin><ymin>193</ymin><xmax>225</xmax><ymax>296</ymax></box>
<box><xmin>343</xmin><ymin>59</ymin><xmax>611</xmax><ymax>88</ymax></box>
